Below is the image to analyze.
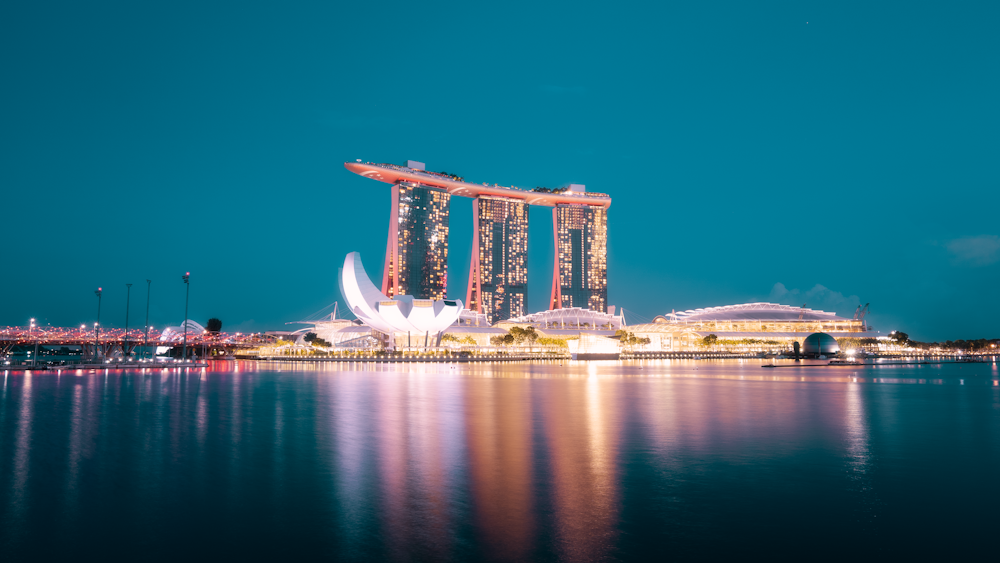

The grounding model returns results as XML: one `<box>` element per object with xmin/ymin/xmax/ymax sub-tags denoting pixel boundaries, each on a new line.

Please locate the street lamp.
<box><xmin>125</xmin><ymin>283</ymin><xmax>132</xmax><ymax>363</ymax></box>
<box><xmin>182</xmin><ymin>272</ymin><xmax>190</xmax><ymax>363</ymax></box>
<box><xmin>30</xmin><ymin>318</ymin><xmax>37</xmax><ymax>368</ymax></box>
<box><xmin>94</xmin><ymin>288</ymin><xmax>102</xmax><ymax>363</ymax></box>
<box><xmin>144</xmin><ymin>280</ymin><xmax>151</xmax><ymax>359</ymax></box>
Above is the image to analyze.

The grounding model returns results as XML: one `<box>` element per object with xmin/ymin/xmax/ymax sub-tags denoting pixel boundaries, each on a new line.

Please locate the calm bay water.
<box><xmin>2</xmin><ymin>359</ymin><xmax>999</xmax><ymax>560</ymax></box>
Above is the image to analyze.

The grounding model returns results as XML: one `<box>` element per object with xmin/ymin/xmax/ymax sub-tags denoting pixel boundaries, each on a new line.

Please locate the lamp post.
<box><xmin>94</xmin><ymin>288</ymin><xmax>102</xmax><ymax>363</ymax></box>
<box><xmin>30</xmin><ymin>318</ymin><xmax>37</xmax><ymax>368</ymax></box>
<box><xmin>124</xmin><ymin>283</ymin><xmax>132</xmax><ymax>363</ymax></box>
<box><xmin>144</xmin><ymin>280</ymin><xmax>151</xmax><ymax>360</ymax></box>
<box><xmin>182</xmin><ymin>272</ymin><xmax>190</xmax><ymax>363</ymax></box>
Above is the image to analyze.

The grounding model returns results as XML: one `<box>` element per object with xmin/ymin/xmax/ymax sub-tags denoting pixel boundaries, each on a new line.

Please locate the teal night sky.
<box><xmin>2</xmin><ymin>1</ymin><xmax>997</xmax><ymax>341</ymax></box>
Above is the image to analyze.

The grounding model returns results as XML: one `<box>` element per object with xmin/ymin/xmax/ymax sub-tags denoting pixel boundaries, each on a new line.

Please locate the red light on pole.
<box><xmin>182</xmin><ymin>272</ymin><xmax>190</xmax><ymax>362</ymax></box>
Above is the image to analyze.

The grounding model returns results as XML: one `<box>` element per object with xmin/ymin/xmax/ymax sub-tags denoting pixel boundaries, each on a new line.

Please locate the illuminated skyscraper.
<box><xmin>346</xmin><ymin>160</ymin><xmax>612</xmax><ymax>316</ymax></box>
<box><xmin>382</xmin><ymin>181</ymin><xmax>451</xmax><ymax>300</ymax></box>
<box><xmin>467</xmin><ymin>196</ymin><xmax>529</xmax><ymax>323</ymax></box>
<box><xmin>550</xmin><ymin>204</ymin><xmax>608</xmax><ymax>312</ymax></box>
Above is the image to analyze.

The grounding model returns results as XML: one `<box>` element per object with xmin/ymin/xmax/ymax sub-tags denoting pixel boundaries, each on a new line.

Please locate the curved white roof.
<box><xmin>339</xmin><ymin>252</ymin><xmax>463</xmax><ymax>334</ymax></box>
<box><xmin>159</xmin><ymin>320</ymin><xmax>207</xmax><ymax>342</ymax></box>
<box><xmin>664</xmin><ymin>302</ymin><xmax>850</xmax><ymax>323</ymax></box>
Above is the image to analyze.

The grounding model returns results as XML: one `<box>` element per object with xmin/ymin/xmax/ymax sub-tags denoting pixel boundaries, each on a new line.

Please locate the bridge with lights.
<box><xmin>0</xmin><ymin>325</ymin><xmax>269</xmax><ymax>361</ymax></box>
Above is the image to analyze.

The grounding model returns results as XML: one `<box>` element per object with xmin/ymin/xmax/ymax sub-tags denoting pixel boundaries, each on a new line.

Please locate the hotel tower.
<box><xmin>466</xmin><ymin>196</ymin><xmax>529</xmax><ymax>324</ymax></box>
<box><xmin>550</xmin><ymin>203</ymin><xmax>608</xmax><ymax>312</ymax></box>
<box><xmin>381</xmin><ymin>180</ymin><xmax>450</xmax><ymax>300</ymax></box>
<box><xmin>345</xmin><ymin>160</ymin><xmax>611</xmax><ymax>322</ymax></box>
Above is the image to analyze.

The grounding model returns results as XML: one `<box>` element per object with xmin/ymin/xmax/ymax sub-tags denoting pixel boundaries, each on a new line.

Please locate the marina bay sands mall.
<box><xmin>345</xmin><ymin>159</ymin><xmax>611</xmax><ymax>324</ymax></box>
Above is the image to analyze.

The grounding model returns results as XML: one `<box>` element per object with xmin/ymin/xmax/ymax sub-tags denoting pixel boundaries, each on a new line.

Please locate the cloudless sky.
<box><xmin>2</xmin><ymin>1</ymin><xmax>997</xmax><ymax>341</ymax></box>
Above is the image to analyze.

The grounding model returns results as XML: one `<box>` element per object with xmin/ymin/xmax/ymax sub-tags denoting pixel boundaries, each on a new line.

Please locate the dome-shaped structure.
<box><xmin>159</xmin><ymin>320</ymin><xmax>207</xmax><ymax>342</ymax></box>
<box><xmin>803</xmin><ymin>332</ymin><xmax>840</xmax><ymax>355</ymax></box>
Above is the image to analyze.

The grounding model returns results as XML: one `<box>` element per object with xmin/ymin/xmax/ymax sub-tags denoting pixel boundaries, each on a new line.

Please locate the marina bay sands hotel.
<box><xmin>345</xmin><ymin>160</ymin><xmax>611</xmax><ymax>324</ymax></box>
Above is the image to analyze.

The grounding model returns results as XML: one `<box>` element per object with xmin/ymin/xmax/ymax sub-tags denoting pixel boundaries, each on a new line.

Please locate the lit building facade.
<box><xmin>382</xmin><ymin>181</ymin><xmax>450</xmax><ymax>300</ymax></box>
<box><xmin>346</xmin><ymin>160</ymin><xmax>612</xmax><ymax>314</ymax></box>
<box><xmin>550</xmin><ymin>204</ymin><xmax>608</xmax><ymax>312</ymax></box>
<box><xmin>467</xmin><ymin>196</ymin><xmax>529</xmax><ymax>324</ymax></box>
<box><xmin>626</xmin><ymin>303</ymin><xmax>883</xmax><ymax>352</ymax></box>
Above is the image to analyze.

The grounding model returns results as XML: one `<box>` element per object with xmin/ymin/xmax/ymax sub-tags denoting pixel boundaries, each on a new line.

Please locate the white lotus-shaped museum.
<box><xmin>339</xmin><ymin>252</ymin><xmax>464</xmax><ymax>339</ymax></box>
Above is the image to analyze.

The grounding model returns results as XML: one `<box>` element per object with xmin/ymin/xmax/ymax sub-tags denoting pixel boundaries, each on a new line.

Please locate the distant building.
<box><xmin>627</xmin><ymin>303</ymin><xmax>882</xmax><ymax>351</ymax></box>
<box><xmin>467</xmin><ymin>196</ymin><xmax>529</xmax><ymax>324</ymax></box>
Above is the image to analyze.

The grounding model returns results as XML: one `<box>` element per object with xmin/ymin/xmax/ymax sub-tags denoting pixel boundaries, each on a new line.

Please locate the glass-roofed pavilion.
<box><xmin>626</xmin><ymin>303</ymin><xmax>882</xmax><ymax>352</ymax></box>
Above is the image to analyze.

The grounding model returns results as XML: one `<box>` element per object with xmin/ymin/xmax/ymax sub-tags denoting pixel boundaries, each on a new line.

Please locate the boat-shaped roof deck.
<box><xmin>345</xmin><ymin>161</ymin><xmax>611</xmax><ymax>209</ymax></box>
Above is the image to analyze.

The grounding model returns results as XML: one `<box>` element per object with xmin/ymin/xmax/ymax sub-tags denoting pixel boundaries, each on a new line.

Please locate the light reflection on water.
<box><xmin>1</xmin><ymin>359</ymin><xmax>999</xmax><ymax>560</ymax></box>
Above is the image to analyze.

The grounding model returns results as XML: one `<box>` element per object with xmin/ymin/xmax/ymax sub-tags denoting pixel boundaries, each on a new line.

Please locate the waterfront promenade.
<box><xmin>239</xmin><ymin>350</ymin><xmax>571</xmax><ymax>363</ymax></box>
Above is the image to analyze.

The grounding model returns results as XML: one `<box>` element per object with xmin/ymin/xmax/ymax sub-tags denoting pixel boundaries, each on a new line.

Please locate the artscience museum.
<box><xmin>339</xmin><ymin>252</ymin><xmax>464</xmax><ymax>349</ymax></box>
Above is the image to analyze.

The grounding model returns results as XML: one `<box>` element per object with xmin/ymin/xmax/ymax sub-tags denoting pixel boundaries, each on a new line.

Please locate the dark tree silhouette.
<box><xmin>206</xmin><ymin>318</ymin><xmax>222</xmax><ymax>332</ymax></box>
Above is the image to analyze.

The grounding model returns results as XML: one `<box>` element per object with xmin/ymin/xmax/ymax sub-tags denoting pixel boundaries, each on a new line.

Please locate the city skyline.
<box><xmin>3</xmin><ymin>4</ymin><xmax>1000</xmax><ymax>560</ymax></box>
<box><xmin>1</xmin><ymin>2</ymin><xmax>998</xmax><ymax>342</ymax></box>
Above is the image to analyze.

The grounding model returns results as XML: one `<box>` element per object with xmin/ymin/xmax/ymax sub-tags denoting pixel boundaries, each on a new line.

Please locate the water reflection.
<box><xmin>9</xmin><ymin>372</ymin><xmax>33</xmax><ymax>539</ymax></box>
<box><xmin>378</xmin><ymin>367</ymin><xmax>465</xmax><ymax>560</ymax></box>
<box><xmin>465</xmin><ymin>372</ymin><xmax>535</xmax><ymax>560</ymax></box>
<box><xmin>538</xmin><ymin>372</ymin><xmax>619</xmax><ymax>559</ymax></box>
<box><xmin>1</xmin><ymin>360</ymin><xmax>999</xmax><ymax>560</ymax></box>
<box><xmin>845</xmin><ymin>380</ymin><xmax>880</xmax><ymax>523</ymax></box>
